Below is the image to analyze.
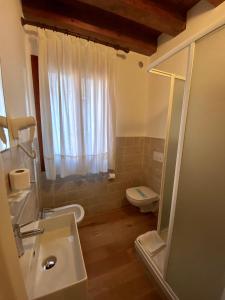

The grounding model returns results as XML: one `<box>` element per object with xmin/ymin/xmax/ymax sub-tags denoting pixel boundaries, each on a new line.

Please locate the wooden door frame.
<box><xmin>30</xmin><ymin>55</ymin><xmax>45</xmax><ymax>171</ymax></box>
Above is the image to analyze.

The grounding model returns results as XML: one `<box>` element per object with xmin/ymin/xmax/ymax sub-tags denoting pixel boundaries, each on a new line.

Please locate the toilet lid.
<box><xmin>126</xmin><ymin>186</ymin><xmax>158</xmax><ymax>201</ymax></box>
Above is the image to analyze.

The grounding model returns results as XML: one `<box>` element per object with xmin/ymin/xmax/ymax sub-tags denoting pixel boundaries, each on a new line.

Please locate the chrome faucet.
<box><xmin>13</xmin><ymin>221</ymin><xmax>44</xmax><ymax>257</ymax></box>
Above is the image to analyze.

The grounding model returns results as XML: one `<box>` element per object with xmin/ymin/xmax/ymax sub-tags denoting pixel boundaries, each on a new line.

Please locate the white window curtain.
<box><xmin>38</xmin><ymin>29</ymin><xmax>116</xmax><ymax>180</ymax></box>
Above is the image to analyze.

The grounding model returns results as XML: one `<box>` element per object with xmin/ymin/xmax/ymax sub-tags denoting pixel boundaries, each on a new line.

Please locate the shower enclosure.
<box><xmin>136</xmin><ymin>21</ymin><xmax>225</xmax><ymax>300</ymax></box>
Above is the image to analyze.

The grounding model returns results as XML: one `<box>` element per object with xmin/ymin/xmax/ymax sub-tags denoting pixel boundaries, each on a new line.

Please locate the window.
<box><xmin>33</xmin><ymin>29</ymin><xmax>115</xmax><ymax>180</ymax></box>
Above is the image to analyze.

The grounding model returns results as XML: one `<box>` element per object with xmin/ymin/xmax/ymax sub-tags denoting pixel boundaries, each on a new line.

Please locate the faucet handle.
<box><xmin>13</xmin><ymin>223</ymin><xmax>20</xmax><ymax>232</ymax></box>
<box><xmin>13</xmin><ymin>220</ymin><xmax>37</xmax><ymax>233</ymax></box>
<box><xmin>12</xmin><ymin>220</ymin><xmax>44</xmax><ymax>257</ymax></box>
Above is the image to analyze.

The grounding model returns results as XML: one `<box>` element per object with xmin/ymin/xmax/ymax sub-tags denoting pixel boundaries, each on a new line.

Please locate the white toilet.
<box><xmin>126</xmin><ymin>186</ymin><xmax>159</xmax><ymax>213</ymax></box>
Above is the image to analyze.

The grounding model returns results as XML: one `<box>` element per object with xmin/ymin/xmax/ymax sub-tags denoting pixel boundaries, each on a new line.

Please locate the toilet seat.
<box><xmin>126</xmin><ymin>186</ymin><xmax>159</xmax><ymax>212</ymax></box>
<box><xmin>126</xmin><ymin>186</ymin><xmax>158</xmax><ymax>202</ymax></box>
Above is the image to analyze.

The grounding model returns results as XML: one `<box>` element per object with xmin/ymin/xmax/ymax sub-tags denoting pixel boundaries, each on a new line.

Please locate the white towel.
<box><xmin>138</xmin><ymin>230</ymin><xmax>165</xmax><ymax>256</ymax></box>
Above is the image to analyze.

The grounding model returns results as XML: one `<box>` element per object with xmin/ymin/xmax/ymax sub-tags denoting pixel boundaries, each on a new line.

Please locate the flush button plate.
<box><xmin>153</xmin><ymin>151</ymin><xmax>164</xmax><ymax>162</ymax></box>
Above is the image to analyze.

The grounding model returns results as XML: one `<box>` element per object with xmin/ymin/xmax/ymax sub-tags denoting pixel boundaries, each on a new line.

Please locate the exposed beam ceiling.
<box><xmin>63</xmin><ymin>0</ymin><xmax>186</xmax><ymax>36</ymax></box>
<box><xmin>21</xmin><ymin>0</ymin><xmax>225</xmax><ymax>56</ymax></box>
<box><xmin>22</xmin><ymin>0</ymin><xmax>159</xmax><ymax>55</ymax></box>
<box><xmin>207</xmin><ymin>0</ymin><xmax>225</xmax><ymax>5</ymax></box>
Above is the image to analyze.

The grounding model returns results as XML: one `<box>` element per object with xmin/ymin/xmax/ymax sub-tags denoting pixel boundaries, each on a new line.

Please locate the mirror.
<box><xmin>0</xmin><ymin>64</ymin><xmax>10</xmax><ymax>152</ymax></box>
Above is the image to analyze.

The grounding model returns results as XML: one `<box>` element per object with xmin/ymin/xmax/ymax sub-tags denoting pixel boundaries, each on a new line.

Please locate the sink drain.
<box><xmin>42</xmin><ymin>256</ymin><xmax>57</xmax><ymax>270</ymax></box>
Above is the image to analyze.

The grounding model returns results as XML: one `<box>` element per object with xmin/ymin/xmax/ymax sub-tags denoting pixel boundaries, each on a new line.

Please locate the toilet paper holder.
<box><xmin>0</xmin><ymin>116</ymin><xmax>8</xmax><ymax>145</ymax></box>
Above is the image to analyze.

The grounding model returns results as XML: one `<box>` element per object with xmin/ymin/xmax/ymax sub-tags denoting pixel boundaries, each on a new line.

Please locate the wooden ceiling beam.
<box><xmin>207</xmin><ymin>0</ymin><xmax>225</xmax><ymax>6</ymax></box>
<box><xmin>73</xmin><ymin>0</ymin><xmax>186</xmax><ymax>36</ymax></box>
<box><xmin>22</xmin><ymin>5</ymin><xmax>157</xmax><ymax>56</ymax></box>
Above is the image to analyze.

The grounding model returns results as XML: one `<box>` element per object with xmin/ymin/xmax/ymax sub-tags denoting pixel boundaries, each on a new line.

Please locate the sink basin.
<box><xmin>19</xmin><ymin>213</ymin><xmax>87</xmax><ymax>300</ymax></box>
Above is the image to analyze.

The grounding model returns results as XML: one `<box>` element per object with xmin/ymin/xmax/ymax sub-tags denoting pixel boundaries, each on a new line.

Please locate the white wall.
<box><xmin>156</xmin><ymin>47</ymin><xmax>188</xmax><ymax>77</ymax></box>
<box><xmin>146</xmin><ymin>74</ymin><xmax>171</xmax><ymax>138</ymax></box>
<box><xmin>115</xmin><ymin>52</ymin><xmax>149</xmax><ymax>137</ymax></box>
<box><xmin>0</xmin><ymin>2</ymin><xmax>28</xmax><ymax>298</ymax></box>
<box><xmin>0</xmin><ymin>0</ymin><xmax>27</xmax><ymax>117</ymax></box>
<box><xmin>146</xmin><ymin>47</ymin><xmax>188</xmax><ymax>139</ymax></box>
<box><xmin>0</xmin><ymin>154</ymin><xmax>28</xmax><ymax>300</ymax></box>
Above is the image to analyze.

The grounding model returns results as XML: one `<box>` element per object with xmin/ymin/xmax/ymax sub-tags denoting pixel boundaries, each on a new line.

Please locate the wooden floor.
<box><xmin>79</xmin><ymin>205</ymin><xmax>167</xmax><ymax>300</ymax></box>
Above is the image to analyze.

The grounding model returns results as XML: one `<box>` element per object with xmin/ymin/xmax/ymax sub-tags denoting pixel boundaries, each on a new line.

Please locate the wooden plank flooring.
<box><xmin>79</xmin><ymin>205</ymin><xmax>167</xmax><ymax>300</ymax></box>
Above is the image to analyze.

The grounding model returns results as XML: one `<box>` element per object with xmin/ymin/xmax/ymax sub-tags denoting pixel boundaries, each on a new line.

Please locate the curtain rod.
<box><xmin>21</xmin><ymin>18</ymin><xmax>130</xmax><ymax>53</ymax></box>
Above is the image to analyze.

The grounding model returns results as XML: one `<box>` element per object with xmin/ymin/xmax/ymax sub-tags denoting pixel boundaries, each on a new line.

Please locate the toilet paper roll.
<box><xmin>9</xmin><ymin>168</ymin><xmax>30</xmax><ymax>191</ymax></box>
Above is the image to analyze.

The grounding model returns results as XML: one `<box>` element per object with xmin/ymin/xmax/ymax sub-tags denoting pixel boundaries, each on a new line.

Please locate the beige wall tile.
<box><xmin>2</xmin><ymin>136</ymin><xmax>165</xmax><ymax>218</ymax></box>
<box><xmin>39</xmin><ymin>137</ymin><xmax>151</xmax><ymax>216</ymax></box>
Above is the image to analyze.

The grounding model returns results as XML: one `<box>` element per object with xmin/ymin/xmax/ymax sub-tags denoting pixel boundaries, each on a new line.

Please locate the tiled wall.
<box><xmin>1</xmin><ymin>145</ymin><xmax>39</xmax><ymax>223</ymax></box>
<box><xmin>39</xmin><ymin>137</ymin><xmax>165</xmax><ymax>216</ymax></box>
<box><xmin>0</xmin><ymin>137</ymin><xmax>164</xmax><ymax>219</ymax></box>
<box><xmin>2</xmin><ymin>147</ymin><xmax>33</xmax><ymax>192</ymax></box>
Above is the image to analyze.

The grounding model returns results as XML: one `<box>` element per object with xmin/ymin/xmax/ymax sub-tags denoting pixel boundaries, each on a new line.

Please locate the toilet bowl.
<box><xmin>126</xmin><ymin>186</ymin><xmax>159</xmax><ymax>213</ymax></box>
<box><xmin>43</xmin><ymin>204</ymin><xmax>85</xmax><ymax>224</ymax></box>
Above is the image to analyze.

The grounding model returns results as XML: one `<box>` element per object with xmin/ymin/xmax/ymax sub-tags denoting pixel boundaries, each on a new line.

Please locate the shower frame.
<box><xmin>149</xmin><ymin>68</ymin><xmax>185</xmax><ymax>240</ymax></box>
<box><xmin>149</xmin><ymin>63</ymin><xmax>189</xmax><ymax>279</ymax></box>
<box><xmin>152</xmin><ymin>44</ymin><xmax>195</xmax><ymax>278</ymax></box>
<box><xmin>138</xmin><ymin>43</ymin><xmax>195</xmax><ymax>300</ymax></box>
<box><xmin>143</xmin><ymin>12</ymin><xmax>225</xmax><ymax>296</ymax></box>
<box><xmin>146</xmin><ymin>19</ymin><xmax>225</xmax><ymax>296</ymax></box>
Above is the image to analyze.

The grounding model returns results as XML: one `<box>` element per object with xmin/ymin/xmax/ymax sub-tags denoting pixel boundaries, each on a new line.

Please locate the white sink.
<box><xmin>19</xmin><ymin>213</ymin><xmax>87</xmax><ymax>300</ymax></box>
